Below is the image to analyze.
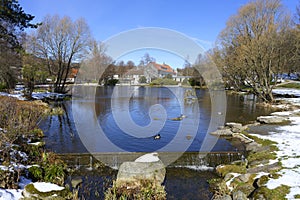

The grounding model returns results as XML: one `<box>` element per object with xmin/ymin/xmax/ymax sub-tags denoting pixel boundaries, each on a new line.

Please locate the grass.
<box><xmin>242</xmin><ymin>131</ymin><xmax>279</xmax><ymax>151</ymax></box>
<box><xmin>149</xmin><ymin>78</ymin><xmax>178</xmax><ymax>86</ymax></box>
<box><xmin>277</xmin><ymin>82</ymin><xmax>300</xmax><ymax>89</ymax></box>
<box><xmin>294</xmin><ymin>194</ymin><xmax>300</xmax><ymax>198</ymax></box>
<box><xmin>253</xmin><ymin>185</ymin><xmax>290</xmax><ymax>200</ymax></box>
<box><xmin>216</xmin><ymin>164</ymin><xmax>247</xmax><ymax>177</ymax></box>
<box><xmin>247</xmin><ymin>151</ymin><xmax>277</xmax><ymax>163</ymax></box>
<box><xmin>105</xmin><ymin>180</ymin><xmax>166</xmax><ymax>200</ymax></box>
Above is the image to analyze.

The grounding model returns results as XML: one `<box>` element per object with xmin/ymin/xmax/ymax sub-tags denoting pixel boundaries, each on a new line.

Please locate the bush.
<box><xmin>28</xmin><ymin>166</ymin><xmax>43</xmax><ymax>181</ymax></box>
<box><xmin>150</xmin><ymin>78</ymin><xmax>178</xmax><ymax>86</ymax></box>
<box><xmin>105</xmin><ymin>180</ymin><xmax>166</xmax><ymax>200</ymax></box>
<box><xmin>105</xmin><ymin>79</ymin><xmax>119</xmax><ymax>86</ymax></box>
<box><xmin>44</xmin><ymin>164</ymin><xmax>66</xmax><ymax>185</ymax></box>
<box><xmin>188</xmin><ymin>78</ymin><xmax>200</xmax><ymax>86</ymax></box>
<box><xmin>0</xmin><ymin>82</ymin><xmax>7</xmax><ymax>91</ymax></box>
<box><xmin>139</xmin><ymin>76</ymin><xmax>147</xmax><ymax>83</ymax></box>
<box><xmin>0</xmin><ymin>96</ymin><xmax>47</xmax><ymax>162</ymax></box>
<box><xmin>28</xmin><ymin>152</ymin><xmax>67</xmax><ymax>185</ymax></box>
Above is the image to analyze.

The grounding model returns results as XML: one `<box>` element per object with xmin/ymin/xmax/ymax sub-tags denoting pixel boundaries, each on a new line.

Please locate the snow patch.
<box><xmin>175</xmin><ymin>165</ymin><xmax>214</xmax><ymax>171</ymax></box>
<box><xmin>271</xmin><ymin>111</ymin><xmax>293</xmax><ymax>116</ymax></box>
<box><xmin>254</xmin><ymin>172</ymin><xmax>269</xmax><ymax>180</ymax></box>
<box><xmin>226</xmin><ymin>173</ymin><xmax>240</xmax><ymax>191</ymax></box>
<box><xmin>0</xmin><ymin>92</ymin><xmax>25</xmax><ymax>100</ymax></box>
<box><xmin>273</xmin><ymin>88</ymin><xmax>300</xmax><ymax>97</ymax></box>
<box><xmin>33</xmin><ymin>182</ymin><xmax>64</xmax><ymax>193</ymax></box>
<box><xmin>135</xmin><ymin>153</ymin><xmax>160</xmax><ymax>162</ymax></box>
<box><xmin>28</xmin><ymin>142</ymin><xmax>43</xmax><ymax>146</ymax></box>
<box><xmin>0</xmin><ymin>189</ymin><xmax>23</xmax><ymax>200</ymax></box>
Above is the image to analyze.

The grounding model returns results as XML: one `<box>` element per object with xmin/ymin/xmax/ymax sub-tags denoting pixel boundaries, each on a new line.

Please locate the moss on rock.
<box><xmin>216</xmin><ymin>164</ymin><xmax>246</xmax><ymax>177</ymax></box>
<box><xmin>23</xmin><ymin>183</ymin><xmax>72</xmax><ymax>199</ymax></box>
<box><xmin>252</xmin><ymin>185</ymin><xmax>290</xmax><ymax>200</ymax></box>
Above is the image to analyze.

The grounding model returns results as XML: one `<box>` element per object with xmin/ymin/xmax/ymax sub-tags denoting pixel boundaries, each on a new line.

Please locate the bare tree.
<box><xmin>214</xmin><ymin>0</ymin><xmax>293</xmax><ymax>102</ymax></box>
<box><xmin>80</xmin><ymin>40</ymin><xmax>113</xmax><ymax>84</ymax></box>
<box><xmin>31</xmin><ymin>15</ymin><xmax>92</xmax><ymax>93</ymax></box>
<box><xmin>291</xmin><ymin>2</ymin><xmax>300</xmax><ymax>76</ymax></box>
<box><xmin>139</xmin><ymin>53</ymin><xmax>155</xmax><ymax>66</ymax></box>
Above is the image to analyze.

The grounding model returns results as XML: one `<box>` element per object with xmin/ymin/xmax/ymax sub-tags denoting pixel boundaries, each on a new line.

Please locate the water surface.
<box><xmin>40</xmin><ymin>86</ymin><xmax>273</xmax><ymax>153</ymax></box>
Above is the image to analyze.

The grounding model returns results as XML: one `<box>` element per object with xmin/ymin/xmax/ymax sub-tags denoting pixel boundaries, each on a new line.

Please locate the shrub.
<box><xmin>105</xmin><ymin>180</ymin><xmax>166</xmax><ymax>200</ymax></box>
<box><xmin>0</xmin><ymin>96</ymin><xmax>47</xmax><ymax>162</ymax></box>
<box><xmin>44</xmin><ymin>164</ymin><xmax>66</xmax><ymax>185</ymax></box>
<box><xmin>150</xmin><ymin>78</ymin><xmax>177</xmax><ymax>86</ymax></box>
<box><xmin>28</xmin><ymin>166</ymin><xmax>43</xmax><ymax>181</ymax></box>
<box><xmin>0</xmin><ymin>82</ymin><xmax>7</xmax><ymax>91</ymax></box>
<box><xmin>105</xmin><ymin>79</ymin><xmax>119</xmax><ymax>86</ymax></box>
<box><xmin>139</xmin><ymin>76</ymin><xmax>147</xmax><ymax>83</ymax></box>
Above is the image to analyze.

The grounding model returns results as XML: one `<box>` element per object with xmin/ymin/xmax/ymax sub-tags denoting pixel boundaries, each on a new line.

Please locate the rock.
<box><xmin>236</xmin><ymin>173</ymin><xmax>251</xmax><ymax>183</ymax></box>
<box><xmin>71</xmin><ymin>177</ymin><xmax>83</xmax><ymax>188</ymax></box>
<box><xmin>232</xmin><ymin>190</ymin><xmax>248</xmax><ymax>200</ymax></box>
<box><xmin>247</xmin><ymin>162</ymin><xmax>281</xmax><ymax>173</ymax></box>
<box><xmin>257</xmin><ymin>116</ymin><xmax>289</xmax><ymax>124</ymax></box>
<box><xmin>213</xmin><ymin>194</ymin><xmax>232</xmax><ymax>200</ymax></box>
<box><xmin>211</xmin><ymin>128</ymin><xmax>233</xmax><ymax>136</ymax></box>
<box><xmin>116</xmin><ymin>153</ymin><xmax>166</xmax><ymax>186</ymax></box>
<box><xmin>225</xmin><ymin>122</ymin><xmax>247</xmax><ymax>133</ymax></box>
<box><xmin>232</xmin><ymin>133</ymin><xmax>253</xmax><ymax>144</ymax></box>
<box><xmin>245</xmin><ymin>142</ymin><xmax>262</xmax><ymax>152</ymax></box>
<box><xmin>256</xmin><ymin>175</ymin><xmax>269</xmax><ymax>188</ymax></box>
<box><xmin>253</xmin><ymin>194</ymin><xmax>267</xmax><ymax>200</ymax></box>
<box><xmin>226</xmin><ymin>122</ymin><xmax>243</xmax><ymax>128</ymax></box>
<box><xmin>233</xmin><ymin>183</ymin><xmax>255</xmax><ymax>197</ymax></box>
<box><xmin>224</xmin><ymin>173</ymin><xmax>236</xmax><ymax>182</ymax></box>
<box><xmin>249</xmin><ymin>159</ymin><xmax>270</xmax><ymax>167</ymax></box>
<box><xmin>22</xmin><ymin>182</ymin><xmax>71</xmax><ymax>199</ymax></box>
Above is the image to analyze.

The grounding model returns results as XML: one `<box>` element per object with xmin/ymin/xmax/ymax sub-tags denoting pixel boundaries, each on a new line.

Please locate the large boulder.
<box><xmin>22</xmin><ymin>182</ymin><xmax>71</xmax><ymax>199</ymax></box>
<box><xmin>116</xmin><ymin>153</ymin><xmax>166</xmax><ymax>186</ymax></box>
<box><xmin>257</xmin><ymin>116</ymin><xmax>289</xmax><ymax>124</ymax></box>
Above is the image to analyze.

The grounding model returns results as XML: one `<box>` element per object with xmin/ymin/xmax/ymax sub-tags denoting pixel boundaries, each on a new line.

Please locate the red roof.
<box><xmin>150</xmin><ymin>62</ymin><xmax>176</xmax><ymax>74</ymax></box>
<box><xmin>69</xmin><ymin>68</ymin><xmax>79</xmax><ymax>78</ymax></box>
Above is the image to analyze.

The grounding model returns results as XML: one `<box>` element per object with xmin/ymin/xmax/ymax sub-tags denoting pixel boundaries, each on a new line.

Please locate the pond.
<box><xmin>40</xmin><ymin>86</ymin><xmax>272</xmax><ymax>154</ymax></box>
<box><xmin>39</xmin><ymin>86</ymin><xmax>273</xmax><ymax>199</ymax></box>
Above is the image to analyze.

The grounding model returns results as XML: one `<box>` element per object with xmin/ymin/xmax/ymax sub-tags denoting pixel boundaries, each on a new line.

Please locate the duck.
<box><xmin>180</xmin><ymin>114</ymin><xmax>187</xmax><ymax>118</ymax></box>
<box><xmin>170</xmin><ymin>114</ymin><xmax>187</xmax><ymax>121</ymax></box>
<box><xmin>154</xmin><ymin>134</ymin><xmax>161</xmax><ymax>140</ymax></box>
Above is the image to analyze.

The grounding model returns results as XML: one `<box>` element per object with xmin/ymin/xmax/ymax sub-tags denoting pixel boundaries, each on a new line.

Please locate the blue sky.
<box><xmin>19</xmin><ymin>0</ymin><xmax>299</xmax><ymax>68</ymax></box>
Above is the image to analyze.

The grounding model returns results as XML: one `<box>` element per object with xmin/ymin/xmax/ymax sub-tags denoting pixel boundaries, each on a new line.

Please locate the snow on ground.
<box><xmin>273</xmin><ymin>88</ymin><xmax>300</xmax><ymax>97</ymax></box>
<box><xmin>0</xmin><ymin>176</ymin><xmax>31</xmax><ymax>200</ymax></box>
<box><xmin>0</xmin><ymin>189</ymin><xmax>23</xmax><ymax>200</ymax></box>
<box><xmin>252</xmin><ymin>88</ymin><xmax>300</xmax><ymax>199</ymax></box>
<box><xmin>0</xmin><ymin>92</ymin><xmax>25</xmax><ymax>100</ymax></box>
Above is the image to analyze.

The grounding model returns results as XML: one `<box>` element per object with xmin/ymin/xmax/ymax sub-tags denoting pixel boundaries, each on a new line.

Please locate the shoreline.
<box><xmin>210</xmin><ymin>97</ymin><xmax>300</xmax><ymax>200</ymax></box>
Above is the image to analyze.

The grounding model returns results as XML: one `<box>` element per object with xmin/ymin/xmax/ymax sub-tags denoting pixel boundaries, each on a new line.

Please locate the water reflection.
<box><xmin>40</xmin><ymin>87</ymin><xmax>273</xmax><ymax>153</ymax></box>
